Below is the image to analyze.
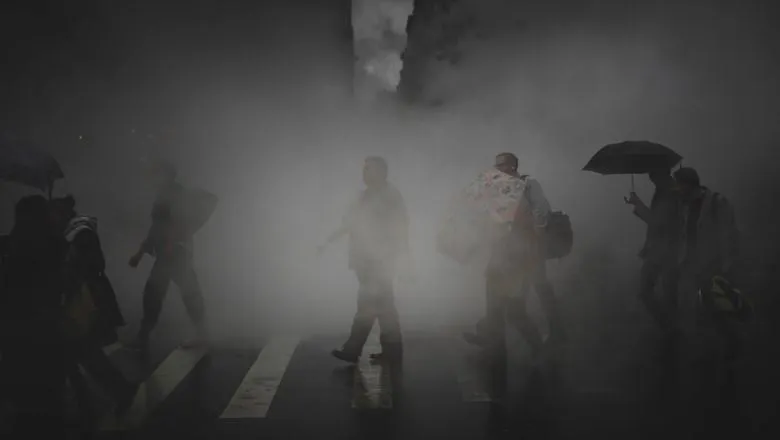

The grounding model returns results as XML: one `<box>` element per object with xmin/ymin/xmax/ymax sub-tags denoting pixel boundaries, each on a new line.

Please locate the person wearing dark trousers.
<box><xmin>127</xmin><ymin>160</ymin><xmax>208</xmax><ymax>353</ymax></box>
<box><xmin>625</xmin><ymin>168</ymin><xmax>683</xmax><ymax>338</ymax></box>
<box><xmin>674</xmin><ymin>167</ymin><xmax>744</xmax><ymax>432</ymax></box>
<box><xmin>50</xmin><ymin>196</ymin><xmax>139</xmax><ymax>426</ymax></box>
<box><xmin>318</xmin><ymin>156</ymin><xmax>412</xmax><ymax>364</ymax></box>
<box><xmin>464</xmin><ymin>153</ymin><xmax>566</xmax><ymax>358</ymax></box>
<box><xmin>473</xmin><ymin>153</ymin><xmax>563</xmax><ymax>403</ymax></box>
<box><xmin>342</xmin><ymin>261</ymin><xmax>403</xmax><ymax>362</ymax></box>
<box><xmin>1</xmin><ymin>196</ymin><xmax>68</xmax><ymax>438</ymax></box>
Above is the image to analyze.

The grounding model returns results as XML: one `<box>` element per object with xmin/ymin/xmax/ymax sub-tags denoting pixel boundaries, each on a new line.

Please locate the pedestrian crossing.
<box><xmin>351</xmin><ymin>331</ymin><xmax>393</xmax><ymax>410</ymax></box>
<box><xmin>90</xmin><ymin>328</ymin><xmax>500</xmax><ymax>434</ymax></box>
<box><xmin>220</xmin><ymin>335</ymin><xmax>299</xmax><ymax>418</ymax></box>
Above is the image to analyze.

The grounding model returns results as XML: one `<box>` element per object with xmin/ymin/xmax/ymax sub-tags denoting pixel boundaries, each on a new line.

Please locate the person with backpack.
<box><xmin>624</xmin><ymin>168</ymin><xmax>684</xmax><ymax>337</ymax></box>
<box><xmin>464</xmin><ymin>153</ymin><xmax>568</xmax><ymax>372</ymax></box>
<box><xmin>126</xmin><ymin>160</ymin><xmax>210</xmax><ymax>353</ymax></box>
<box><xmin>674</xmin><ymin>167</ymin><xmax>743</xmax><ymax>360</ymax></box>
<box><xmin>671</xmin><ymin>167</ymin><xmax>747</xmax><ymax>431</ymax></box>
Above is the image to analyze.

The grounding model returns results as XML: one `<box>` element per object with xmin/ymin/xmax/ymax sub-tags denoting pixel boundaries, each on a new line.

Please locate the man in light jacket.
<box><xmin>318</xmin><ymin>156</ymin><xmax>411</xmax><ymax>364</ymax></box>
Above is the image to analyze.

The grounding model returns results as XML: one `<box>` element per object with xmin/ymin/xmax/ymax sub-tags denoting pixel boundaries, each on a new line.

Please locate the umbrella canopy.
<box><xmin>583</xmin><ymin>141</ymin><xmax>682</xmax><ymax>175</ymax></box>
<box><xmin>0</xmin><ymin>138</ymin><xmax>64</xmax><ymax>193</ymax></box>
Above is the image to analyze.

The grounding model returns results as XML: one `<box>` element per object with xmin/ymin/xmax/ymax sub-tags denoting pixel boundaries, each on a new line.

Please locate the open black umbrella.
<box><xmin>0</xmin><ymin>137</ymin><xmax>64</xmax><ymax>197</ymax></box>
<box><xmin>583</xmin><ymin>140</ymin><xmax>682</xmax><ymax>191</ymax></box>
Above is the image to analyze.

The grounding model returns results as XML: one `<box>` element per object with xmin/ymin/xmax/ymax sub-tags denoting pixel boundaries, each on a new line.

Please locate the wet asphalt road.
<box><xmin>75</xmin><ymin>326</ymin><xmax>773</xmax><ymax>440</ymax></box>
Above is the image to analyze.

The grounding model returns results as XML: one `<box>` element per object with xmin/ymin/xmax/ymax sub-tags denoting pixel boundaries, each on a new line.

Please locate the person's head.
<box><xmin>49</xmin><ymin>195</ymin><xmax>77</xmax><ymax>231</ymax></box>
<box><xmin>495</xmin><ymin>152</ymin><xmax>519</xmax><ymax>175</ymax></box>
<box><xmin>144</xmin><ymin>158</ymin><xmax>177</xmax><ymax>189</ymax></box>
<box><xmin>648</xmin><ymin>168</ymin><xmax>674</xmax><ymax>187</ymax></box>
<box><xmin>673</xmin><ymin>167</ymin><xmax>701</xmax><ymax>201</ymax></box>
<box><xmin>13</xmin><ymin>195</ymin><xmax>51</xmax><ymax>235</ymax></box>
<box><xmin>363</xmin><ymin>156</ymin><xmax>388</xmax><ymax>188</ymax></box>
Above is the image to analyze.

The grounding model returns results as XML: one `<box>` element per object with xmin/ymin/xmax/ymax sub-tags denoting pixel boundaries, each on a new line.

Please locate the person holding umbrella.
<box><xmin>584</xmin><ymin>141</ymin><xmax>685</xmax><ymax>337</ymax></box>
<box><xmin>0</xmin><ymin>139</ymin><xmax>68</xmax><ymax>435</ymax></box>
<box><xmin>50</xmin><ymin>196</ymin><xmax>139</xmax><ymax>422</ymax></box>
<box><xmin>624</xmin><ymin>167</ymin><xmax>683</xmax><ymax>338</ymax></box>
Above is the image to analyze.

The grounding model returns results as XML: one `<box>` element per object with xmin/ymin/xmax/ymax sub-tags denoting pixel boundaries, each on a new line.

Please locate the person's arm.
<box><xmin>394</xmin><ymin>189</ymin><xmax>411</xmax><ymax>256</ymax></box>
<box><xmin>625</xmin><ymin>192</ymin><xmax>651</xmax><ymax>223</ymax></box>
<box><xmin>524</xmin><ymin>178</ymin><xmax>551</xmax><ymax>232</ymax></box>
<box><xmin>325</xmin><ymin>224</ymin><xmax>349</xmax><ymax>245</ymax></box>
<box><xmin>632</xmin><ymin>202</ymin><xmax>652</xmax><ymax>223</ymax></box>
<box><xmin>130</xmin><ymin>201</ymin><xmax>166</xmax><ymax>266</ymax></box>
<box><xmin>139</xmin><ymin>222</ymin><xmax>158</xmax><ymax>256</ymax></box>
<box><xmin>317</xmin><ymin>198</ymin><xmax>355</xmax><ymax>254</ymax></box>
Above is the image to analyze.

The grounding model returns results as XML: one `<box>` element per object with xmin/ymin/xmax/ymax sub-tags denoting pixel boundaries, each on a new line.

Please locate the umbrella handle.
<box><xmin>630</xmin><ymin>174</ymin><xmax>635</xmax><ymax>193</ymax></box>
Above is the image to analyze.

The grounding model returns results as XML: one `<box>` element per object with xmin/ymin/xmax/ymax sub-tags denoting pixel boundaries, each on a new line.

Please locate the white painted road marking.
<box><xmin>220</xmin><ymin>336</ymin><xmax>300</xmax><ymax>419</ymax></box>
<box><xmin>352</xmin><ymin>329</ymin><xmax>393</xmax><ymax>409</ymax></box>
<box><xmin>101</xmin><ymin>346</ymin><xmax>208</xmax><ymax>430</ymax></box>
<box><xmin>102</xmin><ymin>342</ymin><xmax>122</xmax><ymax>357</ymax></box>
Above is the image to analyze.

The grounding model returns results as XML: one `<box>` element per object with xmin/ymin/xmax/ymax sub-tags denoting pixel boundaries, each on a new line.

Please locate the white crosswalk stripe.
<box><xmin>101</xmin><ymin>346</ymin><xmax>208</xmax><ymax>431</ymax></box>
<box><xmin>220</xmin><ymin>335</ymin><xmax>300</xmax><ymax>419</ymax></box>
<box><xmin>78</xmin><ymin>328</ymin><xmax>492</xmax><ymax>431</ymax></box>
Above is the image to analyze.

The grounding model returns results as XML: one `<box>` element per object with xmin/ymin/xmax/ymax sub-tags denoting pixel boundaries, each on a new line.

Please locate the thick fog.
<box><xmin>1</xmin><ymin>0</ymin><xmax>779</xmax><ymax>352</ymax></box>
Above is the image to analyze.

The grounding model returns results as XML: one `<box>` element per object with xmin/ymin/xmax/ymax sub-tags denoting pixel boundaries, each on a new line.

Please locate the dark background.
<box><xmin>1</xmin><ymin>0</ymin><xmax>779</xmax><ymax>434</ymax></box>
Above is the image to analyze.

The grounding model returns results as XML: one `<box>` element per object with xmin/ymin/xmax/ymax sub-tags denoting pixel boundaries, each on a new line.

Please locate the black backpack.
<box><xmin>519</xmin><ymin>175</ymin><xmax>573</xmax><ymax>260</ymax></box>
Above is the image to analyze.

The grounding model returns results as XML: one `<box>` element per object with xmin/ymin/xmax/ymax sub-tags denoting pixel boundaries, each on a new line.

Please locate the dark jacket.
<box><xmin>141</xmin><ymin>181</ymin><xmax>193</xmax><ymax>258</ymax></box>
<box><xmin>1</xmin><ymin>225</ymin><xmax>64</xmax><ymax>351</ymax></box>
<box><xmin>634</xmin><ymin>187</ymin><xmax>683</xmax><ymax>265</ymax></box>
<box><xmin>63</xmin><ymin>215</ymin><xmax>125</xmax><ymax>346</ymax></box>
<box><xmin>0</xmin><ymin>225</ymin><xmax>67</xmax><ymax>410</ymax></box>
<box><xmin>678</xmin><ymin>188</ymin><xmax>739</xmax><ymax>279</ymax></box>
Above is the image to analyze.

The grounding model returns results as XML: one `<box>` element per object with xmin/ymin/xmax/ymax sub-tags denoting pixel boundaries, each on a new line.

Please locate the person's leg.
<box><xmin>375</xmin><ymin>266</ymin><xmax>403</xmax><ymax>363</ymax></box>
<box><xmin>10</xmin><ymin>345</ymin><xmax>68</xmax><ymax>439</ymax></box>
<box><xmin>484</xmin><ymin>271</ymin><xmax>509</xmax><ymax>401</ymax></box>
<box><xmin>127</xmin><ymin>258</ymin><xmax>171</xmax><ymax>351</ymax></box>
<box><xmin>171</xmin><ymin>251</ymin><xmax>208</xmax><ymax>347</ymax></box>
<box><xmin>66</xmin><ymin>356</ymin><xmax>94</xmax><ymax>433</ymax></box>
<box><xmin>333</xmin><ymin>269</ymin><xmax>378</xmax><ymax>363</ymax></box>
<box><xmin>639</xmin><ymin>260</ymin><xmax>663</xmax><ymax>321</ymax></box>
<box><xmin>661</xmin><ymin>266</ymin><xmax>682</xmax><ymax>337</ymax></box>
<box><xmin>464</xmin><ymin>272</ymin><xmax>522</xmax><ymax>348</ymax></box>
<box><xmin>531</xmin><ymin>261</ymin><xmax>566</xmax><ymax>343</ymax></box>
<box><xmin>506</xmin><ymin>283</ymin><xmax>543</xmax><ymax>356</ymax></box>
<box><xmin>77</xmin><ymin>342</ymin><xmax>138</xmax><ymax>415</ymax></box>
